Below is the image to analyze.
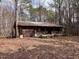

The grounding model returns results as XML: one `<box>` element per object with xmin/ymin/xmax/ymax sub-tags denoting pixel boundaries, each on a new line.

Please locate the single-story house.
<box><xmin>17</xmin><ymin>21</ymin><xmax>63</xmax><ymax>37</ymax></box>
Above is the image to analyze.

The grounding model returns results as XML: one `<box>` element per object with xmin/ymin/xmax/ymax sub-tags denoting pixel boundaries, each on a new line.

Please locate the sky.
<box><xmin>32</xmin><ymin>0</ymin><xmax>53</xmax><ymax>8</ymax></box>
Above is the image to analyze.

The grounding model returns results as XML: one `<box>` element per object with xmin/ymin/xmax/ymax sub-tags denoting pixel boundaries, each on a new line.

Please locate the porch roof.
<box><xmin>17</xmin><ymin>21</ymin><xmax>63</xmax><ymax>27</ymax></box>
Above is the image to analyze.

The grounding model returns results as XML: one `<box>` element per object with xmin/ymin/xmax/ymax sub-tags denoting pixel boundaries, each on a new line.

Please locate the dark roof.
<box><xmin>17</xmin><ymin>21</ymin><xmax>63</xmax><ymax>27</ymax></box>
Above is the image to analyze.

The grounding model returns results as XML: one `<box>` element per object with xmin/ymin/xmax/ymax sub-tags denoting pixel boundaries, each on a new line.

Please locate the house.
<box><xmin>17</xmin><ymin>21</ymin><xmax>63</xmax><ymax>37</ymax></box>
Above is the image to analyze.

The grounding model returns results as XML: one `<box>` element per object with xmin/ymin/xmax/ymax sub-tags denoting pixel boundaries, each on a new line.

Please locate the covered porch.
<box><xmin>17</xmin><ymin>21</ymin><xmax>63</xmax><ymax>38</ymax></box>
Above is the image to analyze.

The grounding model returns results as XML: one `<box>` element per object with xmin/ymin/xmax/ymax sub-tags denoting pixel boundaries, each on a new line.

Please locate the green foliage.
<box><xmin>29</xmin><ymin>6</ymin><xmax>55</xmax><ymax>22</ymax></box>
<box><xmin>20</xmin><ymin>0</ymin><xmax>31</xmax><ymax>4</ymax></box>
<box><xmin>47</xmin><ymin>10</ymin><xmax>55</xmax><ymax>22</ymax></box>
<box><xmin>17</xmin><ymin>0</ymin><xmax>55</xmax><ymax>22</ymax></box>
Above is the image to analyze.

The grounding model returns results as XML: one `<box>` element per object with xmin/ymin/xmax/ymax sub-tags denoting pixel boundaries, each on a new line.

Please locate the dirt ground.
<box><xmin>0</xmin><ymin>36</ymin><xmax>79</xmax><ymax>59</ymax></box>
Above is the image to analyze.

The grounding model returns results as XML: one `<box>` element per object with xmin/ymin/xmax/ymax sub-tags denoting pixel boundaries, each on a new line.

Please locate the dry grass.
<box><xmin>0</xmin><ymin>37</ymin><xmax>78</xmax><ymax>59</ymax></box>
